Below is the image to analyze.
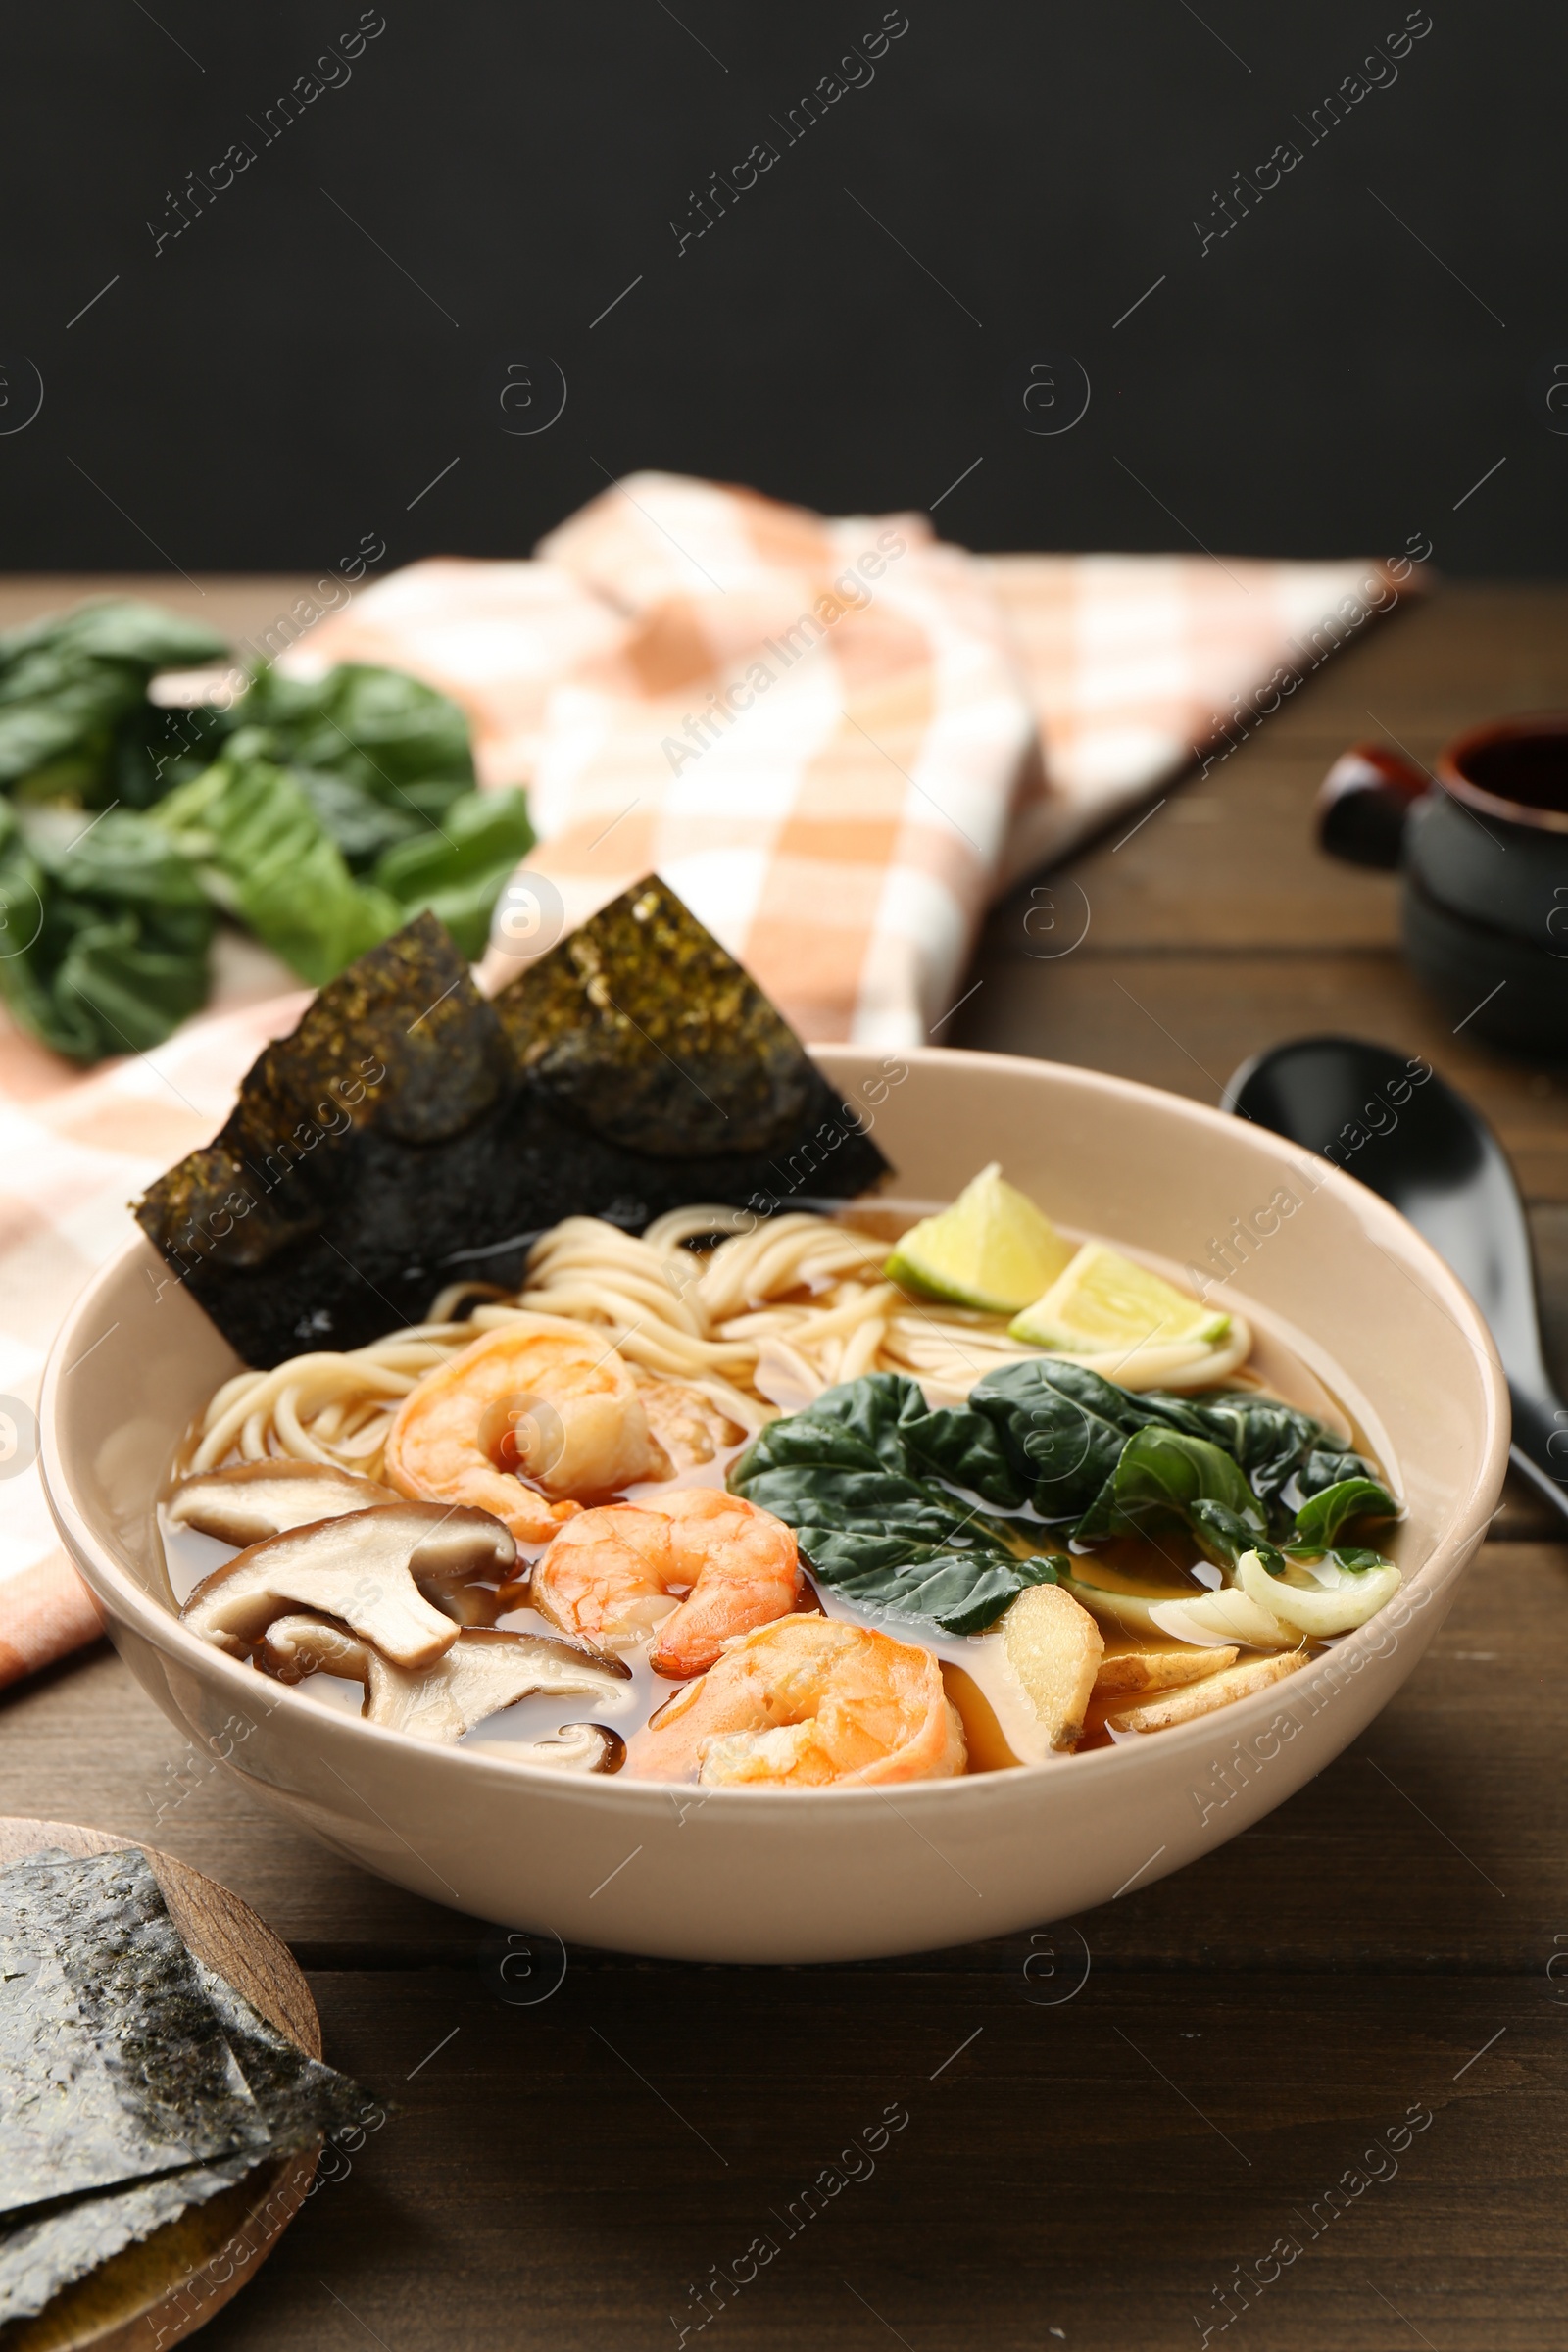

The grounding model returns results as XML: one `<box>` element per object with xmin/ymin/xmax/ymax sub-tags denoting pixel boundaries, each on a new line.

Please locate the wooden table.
<box><xmin>4</xmin><ymin>578</ymin><xmax>1567</xmax><ymax>2350</ymax></box>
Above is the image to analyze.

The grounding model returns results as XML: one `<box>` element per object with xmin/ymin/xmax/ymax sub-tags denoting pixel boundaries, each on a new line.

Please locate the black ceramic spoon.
<box><xmin>1223</xmin><ymin>1034</ymin><xmax>1568</xmax><ymax>1525</ymax></box>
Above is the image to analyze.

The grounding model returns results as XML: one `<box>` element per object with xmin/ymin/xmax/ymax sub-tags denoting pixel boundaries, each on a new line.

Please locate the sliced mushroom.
<box><xmin>404</xmin><ymin>1525</ymin><xmax>514</xmax><ymax>1629</ymax></box>
<box><xmin>168</xmin><ymin>1460</ymin><xmax>401</xmax><ymax>1545</ymax></box>
<box><xmin>256</xmin><ymin>1611</ymin><xmax>630</xmax><ymax>1746</ymax></box>
<box><xmin>256</xmin><ymin>1614</ymin><xmax>373</xmax><ymax>1683</ymax></box>
<box><xmin>180</xmin><ymin>1502</ymin><xmax>515</xmax><ymax>1669</ymax></box>
<box><xmin>494</xmin><ymin>1562</ymin><xmax>533</xmax><ymax>1614</ymax></box>
<box><xmin>363</xmin><ymin>1630</ymin><xmax>631</xmax><ymax>1741</ymax></box>
<box><xmin>467</xmin><ymin>1723</ymin><xmax>627</xmax><ymax>1775</ymax></box>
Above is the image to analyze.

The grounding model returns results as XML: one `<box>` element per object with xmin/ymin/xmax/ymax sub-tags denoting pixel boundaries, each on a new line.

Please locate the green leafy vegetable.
<box><xmin>793</xmin><ymin>1527</ymin><xmax>1062</xmax><ymax>1638</ymax></box>
<box><xmin>1314</xmin><ymin>1545</ymin><xmax>1391</xmax><ymax>1573</ymax></box>
<box><xmin>0</xmin><ymin>601</ymin><xmax>230</xmax><ymax>802</ymax></box>
<box><xmin>1073</xmin><ymin>1425</ymin><xmax>1270</xmax><ymax>1568</ymax></box>
<box><xmin>1289</xmin><ymin>1475</ymin><xmax>1398</xmax><ymax>1547</ymax></box>
<box><xmin>729</xmin><ymin>1372</ymin><xmax>1062</xmax><ymax>1633</ymax></box>
<box><xmin>730</xmin><ymin>1367</ymin><xmax>1402</xmax><ymax>1636</ymax></box>
<box><xmin>154</xmin><ymin>734</ymin><xmax>401</xmax><ymax>988</ymax></box>
<box><xmin>154</xmin><ymin>744</ymin><xmax>536</xmax><ymax>984</ymax></box>
<box><xmin>112</xmin><ymin>699</ymin><xmax>239</xmax><ymax>808</ymax></box>
<box><xmin>0</xmin><ymin>597</ymin><xmax>535</xmax><ymax>1061</ymax></box>
<box><xmin>118</xmin><ymin>661</ymin><xmax>480</xmax><ymax>842</ymax></box>
<box><xmin>373</xmin><ymin>787</ymin><xmax>535</xmax><ymax>957</ymax></box>
<box><xmin>958</xmin><ymin>1360</ymin><xmax>1384</xmax><ymax>1544</ymax></box>
<box><xmin>958</xmin><ymin>1358</ymin><xmax>1191</xmax><ymax>1518</ymax></box>
<box><xmin>239</xmin><ymin>662</ymin><xmax>475</xmax><ymax>805</ymax></box>
<box><xmin>1</xmin><ymin>600</ymin><xmax>230</xmax><ymax>671</ymax></box>
<box><xmin>0</xmin><ymin>803</ymin><xmax>213</xmax><ymax>1059</ymax></box>
<box><xmin>1176</xmin><ymin>1392</ymin><xmax>1368</xmax><ymax>1515</ymax></box>
<box><xmin>292</xmin><ymin>766</ymin><xmax>430</xmax><ymax>871</ymax></box>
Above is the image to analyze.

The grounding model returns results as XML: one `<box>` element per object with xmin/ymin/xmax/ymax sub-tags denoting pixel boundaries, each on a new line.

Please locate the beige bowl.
<box><xmin>39</xmin><ymin>1048</ymin><xmax>1508</xmax><ymax>1963</ymax></box>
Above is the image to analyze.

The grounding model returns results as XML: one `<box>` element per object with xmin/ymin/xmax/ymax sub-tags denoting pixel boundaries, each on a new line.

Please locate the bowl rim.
<box><xmin>38</xmin><ymin>1046</ymin><xmax>1510</xmax><ymax>1816</ymax></box>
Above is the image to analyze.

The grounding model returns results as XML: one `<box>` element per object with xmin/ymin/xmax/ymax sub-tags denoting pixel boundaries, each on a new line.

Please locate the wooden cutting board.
<box><xmin>0</xmin><ymin>1818</ymin><xmax>321</xmax><ymax>2352</ymax></box>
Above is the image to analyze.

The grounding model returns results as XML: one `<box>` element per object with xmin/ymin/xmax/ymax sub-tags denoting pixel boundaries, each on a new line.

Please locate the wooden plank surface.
<box><xmin>3</xmin><ymin>576</ymin><xmax>1567</xmax><ymax>2347</ymax></box>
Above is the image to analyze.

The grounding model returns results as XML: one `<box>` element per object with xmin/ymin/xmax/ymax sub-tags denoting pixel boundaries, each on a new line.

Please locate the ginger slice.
<box><xmin>1093</xmin><ymin>1644</ymin><xmax>1239</xmax><ymax>1698</ymax></box>
<box><xmin>1001</xmin><ymin>1584</ymin><xmax>1104</xmax><ymax>1752</ymax></box>
<box><xmin>1105</xmin><ymin>1647</ymin><xmax>1308</xmax><ymax>1735</ymax></box>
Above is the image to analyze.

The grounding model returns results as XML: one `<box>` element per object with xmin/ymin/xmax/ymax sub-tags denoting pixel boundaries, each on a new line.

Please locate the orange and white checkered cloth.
<box><xmin>0</xmin><ymin>471</ymin><xmax>1410</xmax><ymax>1682</ymax></box>
<box><xmin>286</xmin><ymin>475</ymin><xmax>1406</xmax><ymax>1041</ymax></box>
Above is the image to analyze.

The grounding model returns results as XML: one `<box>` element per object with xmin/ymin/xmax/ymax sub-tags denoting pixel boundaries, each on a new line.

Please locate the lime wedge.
<box><xmin>885</xmin><ymin>1163</ymin><xmax>1073</xmax><ymax>1313</ymax></box>
<box><xmin>1008</xmin><ymin>1243</ymin><xmax>1230</xmax><ymax>1351</ymax></box>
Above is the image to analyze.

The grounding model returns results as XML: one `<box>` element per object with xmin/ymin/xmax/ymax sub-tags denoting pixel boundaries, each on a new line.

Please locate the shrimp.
<box><xmin>383</xmin><ymin>1327</ymin><xmax>672</xmax><ymax>1544</ymax></box>
<box><xmin>625</xmin><ymin>1614</ymin><xmax>967</xmax><ymax>1788</ymax></box>
<box><xmin>531</xmin><ymin>1489</ymin><xmax>805</xmax><ymax>1677</ymax></box>
<box><xmin>631</xmin><ymin>1371</ymin><xmax>744</xmax><ymax>1469</ymax></box>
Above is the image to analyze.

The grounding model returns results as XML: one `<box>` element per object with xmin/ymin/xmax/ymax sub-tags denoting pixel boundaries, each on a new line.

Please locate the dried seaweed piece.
<box><xmin>0</xmin><ymin>2152</ymin><xmax>258</xmax><ymax>2328</ymax></box>
<box><xmin>0</xmin><ymin>1849</ymin><xmax>270</xmax><ymax>2220</ymax></box>
<box><xmin>0</xmin><ymin>1967</ymin><xmax>376</xmax><ymax>2328</ymax></box>
<box><xmin>256</xmin><ymin>906</ymin><xmax>509</xmax><ymax>1151</ymax></box>
<box><xmin>492</xmin><ymin>876</ymin><xmax>815</xmax><ymax>1154</ymax></box>
<box><xmin>135</xmin><ymin>909</ymin><xmax>508</xmax><ymax>1280</ymax></box>
<box><xmin>194</xmin><ymin>1963</ymin><xmax>375</xmax><ymax>2154</ymax></box>
<box><xmin>136</xmin><ymin>883</ymin><xmax>889</xmax><ymax>1368</ymax></box>
<box><xmin>0</xmin><ymin>1842</ymin><xmax>382</xmax><ymax>2334</ymax></box>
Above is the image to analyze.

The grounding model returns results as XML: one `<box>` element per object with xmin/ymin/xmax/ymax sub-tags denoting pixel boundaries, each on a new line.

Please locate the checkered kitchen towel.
<box><xmin>0</xmin><ymin>470</ymin><xmax>1415</xmax><ymax>1680</ymax></box>
<box><xmin>284</xmin><ymin>474</ymin><xmax>1414</xmax><ymax>1042</ymax></box>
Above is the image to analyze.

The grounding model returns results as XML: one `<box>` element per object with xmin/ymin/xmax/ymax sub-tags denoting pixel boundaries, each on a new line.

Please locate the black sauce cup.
<box><xmin>1317</xmin><ymin>714</ymin><xmax>1568</xmax><ymax>1054</ymax></box>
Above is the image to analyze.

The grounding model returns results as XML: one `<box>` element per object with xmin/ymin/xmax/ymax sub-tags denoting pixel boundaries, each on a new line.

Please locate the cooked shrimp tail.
<box><xmin>384</xmin><ymin>1325</ymin><xmax>672</xmax><ymax>1542</ymax></box>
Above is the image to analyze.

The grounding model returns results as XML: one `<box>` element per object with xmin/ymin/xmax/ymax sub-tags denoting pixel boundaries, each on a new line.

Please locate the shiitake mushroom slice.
<box><xmin>181</xmin><ymin>1502</ymin><xmax>514</xmax><ymax>1669</ymax></box>
<box><xmin>257</xmin><ymin>1611</ymin><xmax>629</xmax><ymax>1757</ymax></box>
<box><xmin>168</xmin><ymin>1460</ymin><xmax>400</xmax><ymax>1547</ymax></box>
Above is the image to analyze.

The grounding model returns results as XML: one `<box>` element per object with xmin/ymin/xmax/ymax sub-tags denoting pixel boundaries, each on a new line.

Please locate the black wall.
<box><xmin>3</xmin><ymin>0</ymin><xmax>1561</xmax><ymax>575</ymax></box>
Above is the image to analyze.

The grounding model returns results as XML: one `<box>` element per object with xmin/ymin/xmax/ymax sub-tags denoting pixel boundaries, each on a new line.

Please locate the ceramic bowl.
<box><xmin>39</xmin><ymin>1048</ymin><xmax>1509</xmax><ymax>1964</ymax></box>
<box><xmin>1318</xmin><ymin>718</ymin><xmax>1568</xmax><ymax>1052</ymax></box>
<box><xmin>1401</xmin><ymin>875</ymin><xmax>1568</xmax><ymax>1054</ymax></box>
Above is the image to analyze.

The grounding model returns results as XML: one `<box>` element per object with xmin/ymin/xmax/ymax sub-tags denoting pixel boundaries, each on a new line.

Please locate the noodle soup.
<box><xmin>160</xmin><ymin>1183</ymin><xmax>1404</xmax><ymax>1787</ymax></box>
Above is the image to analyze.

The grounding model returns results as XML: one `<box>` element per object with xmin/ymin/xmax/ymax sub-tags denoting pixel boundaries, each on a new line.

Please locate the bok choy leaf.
<box><xmin>1072</xmin><ymin>1426</ymin><xmax>1273</xmax><ymax>1569</ymax></box>
<box><xmin>0</xmin><ymin>801</ymin><xmax>213</xmax><ymax>1059</ymax></box>
<box><xmin>153</xmin><ymin>736</ymin><xmax>401</xmax><ymax>988</ymax></box>
<box><xmin>0</xmin><ymin>600</ymin><xmax>231</xmax><ymax>803</ymax></box>
<box><xmin>1289</xmin><ymin>1475</ymin><xmax>1398</xmax><ymax>1547</ymax></box>
<box><xmin>729</xmin><ymin>1372</ymin><xmax>1063</xmax><ymax>1633</ymax></box>
<box><xmin>730</xmin><ymin>1367</ymin><xmax>1401</xmax><ymax>1635</ymax></box>
<box><xmin>372</xmin><ymin>787</ymin><xmax>534</xmax><ymax>957</ymax></box>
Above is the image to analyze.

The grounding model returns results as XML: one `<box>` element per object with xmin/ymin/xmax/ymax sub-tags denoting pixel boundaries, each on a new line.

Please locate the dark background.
<box><xmin>2</xmin><ymin>0</ymin><xmax>1560</xmax><ymax>575</ymax></box>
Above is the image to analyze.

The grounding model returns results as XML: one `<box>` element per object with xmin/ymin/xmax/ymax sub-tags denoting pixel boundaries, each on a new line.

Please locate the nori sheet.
<box><xmin>0</xmin><ymin>1859</ymin><xmax>379</xmax><ymax>2328</ymax></box>
<box><xmin>136</xmin><ymin>881</ymin><xmax>890</xmax><ymax>1366</ymax></box>
<box><xmin>0</xmin><ymin>1849</ymin><xmax>270</xmax><ymax>2218</ymax></box>
<box><xmin>0</xmin><ymin>2154</ymin><xmax>255</xmax><ymax>2328</ymax></box>
<box><xmin>193</xmin><ymin>1962</ymin><xmax>372</xmax><ymax>2153</ymax></box>
<box><xmin>490</xmin><ymin>878</ymin><xmax>815</xmax><ymax>1154</ymax></box>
